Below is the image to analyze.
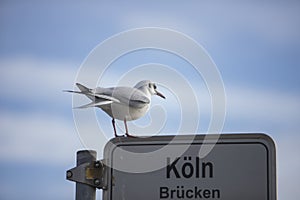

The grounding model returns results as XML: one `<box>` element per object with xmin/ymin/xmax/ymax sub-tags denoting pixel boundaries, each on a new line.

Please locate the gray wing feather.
<box><xmin>74</xmin><ymin>100</ymin><xmax>113</xmax><ymax>109</ymax></box>
<box><xmin>108</xmin><ymin>87</ymin><xmax>150</xmax><ymax>108</ymax></box>
<box><xmin>93</xmin><ymin>93</ymin><xmax>120</xmax><ymax>103</ymax></box>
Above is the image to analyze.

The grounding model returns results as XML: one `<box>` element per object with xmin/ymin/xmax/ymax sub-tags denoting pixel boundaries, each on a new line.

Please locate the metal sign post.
<box><xmin>67</xmin><ymin>133</ymin><xmax>277</xmax><ymax>200</ymax></box>
<box><xmin>67</xmin><ymin>150</ymin><xmax>106</xmax><ymax>200</ymax></box>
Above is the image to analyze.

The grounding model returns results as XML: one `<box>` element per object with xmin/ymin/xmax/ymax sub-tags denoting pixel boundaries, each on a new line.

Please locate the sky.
<box><xmin>0</xmin><ymin>0</ymin><xmax>300</xmax><ymax>199</ymax></box>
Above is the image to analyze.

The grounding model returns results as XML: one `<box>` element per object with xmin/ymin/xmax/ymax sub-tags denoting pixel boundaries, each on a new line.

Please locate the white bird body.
<box><xmin>65</xmin><ymin>80</ymin><xmax>165</xmax><ymax>137</ymax></box>
<box><xmin>97</xmin><ymin>87</ymin><xmax>151</xmax><ymax>121</ymax></box>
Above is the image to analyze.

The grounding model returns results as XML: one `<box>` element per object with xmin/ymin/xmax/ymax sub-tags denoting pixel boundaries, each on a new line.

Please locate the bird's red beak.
<box><xmin>156</xmin><ymin>91</ymin><xmax>166</xmax><ymax>99</ymax></box>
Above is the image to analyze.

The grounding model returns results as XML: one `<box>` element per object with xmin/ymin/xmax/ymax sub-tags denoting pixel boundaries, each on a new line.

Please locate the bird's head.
<box><xmin>134</xmin><ymin>80</ymin><xmax>166</xmax><ymax>99</ymax></box>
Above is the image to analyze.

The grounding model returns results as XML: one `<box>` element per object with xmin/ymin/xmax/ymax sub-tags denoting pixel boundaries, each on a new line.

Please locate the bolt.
<box><xmin>94</xmin><ymin>179</ymin><xmax>100</xmax><ymax>185</ymax></box>
<box><xmin>94</xmin><ymin>161</ymin><xmax>102</xmax><ymax>168</ymax></box>
<box><xmin>66</xmin><ymin>171</ymin><xmax>73</xmax><ymax>178</ymax></box>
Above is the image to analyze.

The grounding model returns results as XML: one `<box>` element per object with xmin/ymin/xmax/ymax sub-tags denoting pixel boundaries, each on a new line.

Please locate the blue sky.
<box><xmin>0</xmin><ymin>0</ymin><xmax>300</xmax><ymax>199</ymax></box>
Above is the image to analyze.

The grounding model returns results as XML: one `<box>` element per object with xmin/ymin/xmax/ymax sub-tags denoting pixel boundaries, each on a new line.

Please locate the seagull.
<box><xmin>65</xmin><ymin>80</ymin><xmax>166</xmax><ymax>137</ymax></box>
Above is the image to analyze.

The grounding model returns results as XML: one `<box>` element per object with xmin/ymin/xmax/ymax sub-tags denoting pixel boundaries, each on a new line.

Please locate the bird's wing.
<box><xmin>66</xmin><ymin>84</ymin><xmax>150</xmax><ymax>108</ymax></box>
<box><xmin>74</xmin><ymin>83</ymin><xmax>119</xmax><ymax>103</ymax></box>
<box><xmin>64</xmin><ymin>90</ymin><xmax>117</xmax><ymax>101</ymax></box>
<box><xmin>103</xmin><ymin>87</ymin><xmax>150</xmax><ymax>108</ymax></box>
<box><xmin>73</xmin><ymin>100</ymin><xmax>113</xmax><ymax>109</ymax></box>
<box><xmin>65</xmin><ymin>83</ymin><xmax>120</xmax><ymax>109</ymax></box>
<box><xmin>93</xmin><ymin>93</ymin><xmax>120</xmax><ymax>103</ymax></box>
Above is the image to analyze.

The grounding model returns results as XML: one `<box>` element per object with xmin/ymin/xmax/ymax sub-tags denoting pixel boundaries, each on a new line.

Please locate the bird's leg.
<box><xmin>124</xmin><ymin>118</ymin><xmax>129</xmax><ymax>136</ymax></box>
<box><xmin>112</xmin><ymin>118</ymin><xmax>119</xmax><ymax>137</ymax></box>
<box><xmin>124</xmin><ymin>119</ymin><xmax>136</xmax><ymax>138</ymax></box>
<box><xmin>124</xmin><ymin>118</ymin><xmax>131</xmax><ymax>137</ymax></box>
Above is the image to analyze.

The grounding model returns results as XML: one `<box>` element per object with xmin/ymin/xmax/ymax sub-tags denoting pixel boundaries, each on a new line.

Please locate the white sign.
<box><xmin>102</xmin><ymin>134</ymin><xmax>276</xmax><ymax>200</ymax></box>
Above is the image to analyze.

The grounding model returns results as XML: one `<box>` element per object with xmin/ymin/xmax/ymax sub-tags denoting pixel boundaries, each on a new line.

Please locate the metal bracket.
<box><xmin>66</xmin><ymin>160</ymin><xmax>106</xmax><ymax>189</ymax></box>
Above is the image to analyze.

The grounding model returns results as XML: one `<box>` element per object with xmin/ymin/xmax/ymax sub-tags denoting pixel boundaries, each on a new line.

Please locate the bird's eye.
<box><xmin>153</xmin><ymin>84</ymin><xmax>157</xmax><ymax>89</ymax></box>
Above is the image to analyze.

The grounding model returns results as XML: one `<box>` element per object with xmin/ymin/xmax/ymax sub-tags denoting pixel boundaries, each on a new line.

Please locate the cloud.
<box><xmin>118</xmin><ymin>1</ymin><xmax>300</xmax><ymax>46</ymax></box>
<box><xmin>226</xmin><ymin>86</ymin><xmax>300</xmax><ymax>124</ymax></box>
<box><xmin>0</xmin><ymin>109</ymin><xmax>82</xmax><ymax>165</ymax></box>
<box><xmin>206</xmin><ymin>1</ymin><xmax>300</xmax><ymax>45</ymax></box>
<box><xmin>0</xmin><ymin>57</ymin><xmax>83</xmax><ymax>164</ymax></box>
<box><xmin>1</xmin><ymin>56</ymin><xmax>298</xmax><ymax>135</ymax></box>
<box><xmin>0</xmin><ymin>57</ymin><xmax>77</xmax><ymax>104</ymax></box>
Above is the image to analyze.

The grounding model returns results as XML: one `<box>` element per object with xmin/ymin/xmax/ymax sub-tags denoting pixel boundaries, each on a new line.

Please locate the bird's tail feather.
<box><xmin>63</xmin><ymin>90</ymin><xmax>84</xmax><ymax>94</ymax></box>
<box><xmin>63</xmin><ymin>83</ymin><xmax>90</xmax><ymax>94</ymax></box>
<box><xmin>73</xmin><ymin>101</ymin><xmax>95</xmax><ymax>109</ymax></box>
<box><xmin>76</xmin><ymin>83</ymin><xmax>90</xmax><ymax>92</ymax></box>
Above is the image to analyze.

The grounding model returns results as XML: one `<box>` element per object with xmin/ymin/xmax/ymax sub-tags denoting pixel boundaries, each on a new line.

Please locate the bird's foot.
<box><xmin>115</xmin><ymin>134</ymin><xmax>126</xmax><ymax>138</ymax></box>
<box><xmin>125</xmin><ymin>133</ymin><xmax>137</xmax><ymax>138</ymax></box>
